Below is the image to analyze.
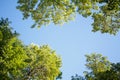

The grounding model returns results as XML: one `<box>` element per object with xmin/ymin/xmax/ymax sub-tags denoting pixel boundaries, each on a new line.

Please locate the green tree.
<box><xmin>71</xmin><ymin>54</ymin><xmax>120</xmax><ymax>80</ymax></box>
<box><xmin>0</xmin><ymin>38</ymin><xmax>28</xmax><ymax>80</ymax></box>
<box><xmin>0</xmin><ymin>18</ymin><xmax>19</xmax><ymax>55</ymax></box>
<box><xmin>84</xmin><ymin>53</ymin><xmax>111</xmax><ymax>80</ymax></box>
<box><xmin>0</xmin><ymin>18</ymin><xmax>28</xmax><ymax>79</ymax></box>
<box><xmin>97</xmin><ymin>62</ymin><xmax>120</xmax><ymax>80</ymax></box>
<box><xmin>17</xmin><ymin>0</ymin><xmax>120</xmax><ymax>35</ymax></box>
<box><xmin>22</xmin><ymin>44</ymin><xmax>62</xmax><ymax>80</ymax></box>
<box><xmin>0</xmin><ymin>18</ymin><xmax>62</xmax><ymax>80</ymax></box>
<box><xmin>0</xmin><ymin>18</ymin><xmax>27</xmax><ymax>80</ymax></box>
<box><xmin>91</xmin><ymin>0</ymin><xmax>120</xmax><ymax>35</ymax></box>
<box><xmin>17</xmin><ymin>0</ymin><xmax>76</xmax><ymax>28</ymax></box>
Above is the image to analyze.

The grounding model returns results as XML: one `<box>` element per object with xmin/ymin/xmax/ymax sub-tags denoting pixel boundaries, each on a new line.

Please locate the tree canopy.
<box><xmin>97</xmin><ymin>62</ymin><xmax>120</xmax><ymax>80</ymax></box>
<box><xmin>1</xmin><ymin>0</ymin><xmax>120</xmax><ymax>79</ymax></box>
<box><xmin>0</xmin><ymin>18</ymin><xmax>62</xmax><ymax>80</ymax></box>
<box><xmin>17</xmin><ymin>0</ymin><xmax>120</xmax><ymax>35</ymax></box>
<box><xmin>84</xmin><ymin>53</ymin><xmax>111</xmax><ymax>80</ymax></box>
<box><xmin>71</xmin><ymin>53</ymin><xmax>120</xmax><ymax>80</ymax></box>
<box><xmin>0</xmin><ymin>18</ymin><xmax>27</xmax><ymax>79</ymax></box>
<box><xmin>23</xmin><ymin>44</ymin><xmax>62</xmax><ymax>80</ymax></box>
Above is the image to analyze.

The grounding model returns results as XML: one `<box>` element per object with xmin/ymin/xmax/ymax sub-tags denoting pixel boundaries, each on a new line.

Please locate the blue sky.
<box><xmin>0</xmin><ymin>0</ymin><xmax>120</xmax><ymax>80</ymax></box>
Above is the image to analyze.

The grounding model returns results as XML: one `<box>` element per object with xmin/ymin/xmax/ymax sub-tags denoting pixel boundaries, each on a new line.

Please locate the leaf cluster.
<box><xmin>71</xmin><ymin>53</ymin><xmax>120</xmax><ymax>80</ymax></box>
<box><xmin>0</xmin><ymin>18</ymin><xmax>62</xmax><ymax>80</ymax></box>
<box><xmin>17</xmin><ymin>0</ymin><xmax>120</xmax><ymax>35</ymax></box>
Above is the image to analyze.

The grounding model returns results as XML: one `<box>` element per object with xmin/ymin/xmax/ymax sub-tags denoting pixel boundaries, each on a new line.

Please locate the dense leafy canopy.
<box><xmin>17</xmin><ymin>0</ymin><xmax>76</xmax><ymax>28</ymax></box>
<box><xmin>17</xmin><ymin>0</ymin><xmax>120</xmax><ymax>35</ymax></box>
<box><xmin>23</xmin><ymin>44</ymin><xmax>62</xmax><ymax>80</ymax></box>
<box><xmin>0</xmin><ymin>18</ymin><xmax>61</xmax><ymax>80</ymax></box>
<box><xmin>1</xmin><ymin>0</ymin><xmax>120</xmax><ymax>79</ymax></box>
<box><xmin>84</xmin><ymin>53</ymin><xmax>111</xmax><ymax>80</ymax></box>
<box><xmin>0</xmin><ymin>18</ymin><xmax>27</xmax><ymax>79</ymax></box>
<box><xmin>0</xmin><ymin>18</ymin><xmax>18</xmax><ymax>49</ymax></box>
<box><xmin>97</xmin><ymin>62</ymin><xmax>120</xmax><ymax>80</ymax></box>
<box><xmin>71</xmin><ymin>53</ymin><xmax>120</xmax><ymax>80</ymax></box>
<box><xmin>0</xmin><ymin>38</ymin><xmax>28</xmax><ymax>80</ymax></box>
